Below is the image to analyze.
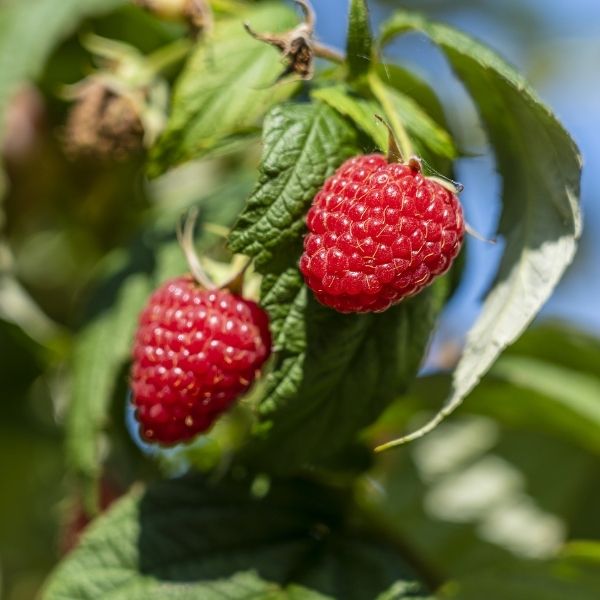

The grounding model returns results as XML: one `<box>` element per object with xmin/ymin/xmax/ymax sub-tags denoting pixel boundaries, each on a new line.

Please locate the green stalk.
<box><xmin>146</xmin><ymin>37</ymin><xmax>193</xmax><ymax>75</ymax></box>
<box><xmin>368</xmin><ymin>70</ymin><xmax>415</xmax><ymax>160</ymax></box>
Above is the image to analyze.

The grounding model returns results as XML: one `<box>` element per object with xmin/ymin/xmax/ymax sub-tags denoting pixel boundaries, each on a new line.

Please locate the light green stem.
<box><xmin>368</xmin><ymin>70</ymin><xmax>415</xmax><ymax>160</ymax></box>
<box><xmin>147</xmin><ymin>38</ymin><xmax>193</xmax><ymax>75</ymax></box>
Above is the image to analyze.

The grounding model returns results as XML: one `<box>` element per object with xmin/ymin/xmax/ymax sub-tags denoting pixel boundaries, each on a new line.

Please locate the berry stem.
<box><xmin>177</xmin><ymin>209</ymin><xmax>217</xmax><ymax>290</ymax></box>
<box><xmin>298</xmin><ymin>0</ymin><xmax>344</xmax><ymax>64</ymax></box>
<box><xmin>368</xmin><ymin>71</ymin><xmax>415</xmax><ymax>161</ymax></box>
<box><xmin>222</xmin><ymin>256</ymin><xmax>251</xmax><ymax>295</ymax></box>
<box><xmin>313</xmin><ymin>42</ymin><xmax>345</xmax><ymax>64</ymax></box>
<box><xmin>146</xmin><ymin>38</ymin><xmax>193</xmax><ymax>75</ymax></box>
<box><xmin>295</xmin><ymin>0</ymin><xmax>315</xmax><ymax>29</ymax></box>
<box><xmin>374</xmin><ymin>114</ymin><xmax>403</xmax><ymax>163</ymax></box>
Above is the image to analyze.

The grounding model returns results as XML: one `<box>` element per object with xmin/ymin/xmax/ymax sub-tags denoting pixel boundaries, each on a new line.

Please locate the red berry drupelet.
<box><xmin>130</xmin><ymin>276</ymin><xmax>271</xmax><ymax>445</ymax></box>
<box><xmin>300</xmin><ymin>154</ymin><xmax>465</xmax><ymax>313</ymax></box>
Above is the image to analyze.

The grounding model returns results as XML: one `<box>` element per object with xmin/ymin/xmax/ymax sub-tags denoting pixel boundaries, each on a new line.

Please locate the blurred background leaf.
<box><xmin>360</xmin><ymin>324</ymin><xmax>600</xmax><ymax>584</ymax></box>
<box><xmin>148</xmin><ymin>2</ymin><xmax>299</xmax><ymax>176</ymax></box>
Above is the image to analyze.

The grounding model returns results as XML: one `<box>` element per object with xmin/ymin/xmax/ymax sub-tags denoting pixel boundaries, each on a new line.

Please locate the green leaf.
<box><xmin>229</xmin><ymin>102</ymin><xmax>361</xmax><ymax>268</ymax></box>
<box><xmin>312</xmin><ymin>85</ymin><xmax>456</xmax><ymax>161</ymax></box>
<box><xmin>260</xmin><ymin>268</ymin><xmax>308</xmax><ymax>355</ymax></box>
<box><xmin>42</xmin><ymin>476</ymin><xmax>430</xmax><ymax>600</ymax></box>
<box><xmin>385</xmin><ymin>87</ymin><xmax>456</xmax><ymax>160</ymax></box>
<box><xmin>374</xmin><ymin>323</ymin><xmax>600</xmax><ymax>457</ymax></box>
<box><xmin>506</xmin><ymin>322</ymin><xmax>600</xmax><ymax>378</ymax></box>
<box><xmin>373</xmin><ymin>63</ymin><xmax>456</xmax><ymax>175</ymax></box>
<box><xmin>363</xmin><ymin>326</ymin><xmax>600</xmax><ymax>578</ymax></box>
<box><xmin>0</xmin><ymin>0</ymin><xmax>125</xmax><ymax>133</ymax></box>
<box><xmin>346</xmin><ymin>0</ymin><xmax>374</xmax><ymax>80</ymax></box>
<box><xmin>377</xmin><ymin>12</ymin><xmax>582</xmax><ymax>445</ymax></box>
<box><xmin>364</xmin><ymin>414</ymin><xmax>600</xmax><ymax>580</ymax></box>
<box><xmin>448</xmin><ymin>324</ymin><xmax>600</xmax><ymax>455</ymax></box>
<box><xmin>148</xmin><ymin>3</ymin><xmax>299</xmax><ymax>176</ymax></box>
<box><xmin>245</xmin><ymin>278</ymin><xmax>448</xmax><ymax>473</ymax></box>
<box><xmin>67</xmin><ymin>271</ymin><xmax>152</xmax><ymax>482</ymax></box>
<box><xmin>441</xmin><ymin>543</ymin><xmax>600</xmax><ymax>600</ymax></box>
<box><xmin>311</xmin><ymin>86</ymin><xmax>388</xmax><ymax>151</ymax></box>
<box><xmin>489</xmin><ymin>356</ymin><xmax>600</xmax><ymax>454</ymax></box>
<box><xmin>375</xmin><ymin>64</ymin><xmax>449</xmax><ymax>130</ymax></box>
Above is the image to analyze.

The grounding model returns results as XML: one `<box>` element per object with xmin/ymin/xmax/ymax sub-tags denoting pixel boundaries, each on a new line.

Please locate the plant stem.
<box><xmin>368</xmin><ymin>71</ymin><xmax>415</xmax><ymax>160</ymax></box>
<box><xmin>147</xmin><ymin>38</ymin><xmax>193</xmax><ymax>75</ymax></box>
<box><xmin>313</xmin><ymin>41</ymin><xmax>345</xmax><ymax>64</ymax></box>
<box><xmin>177</xmin><ymin>210</ymin><xmax>216</xmax><ymax>290</ymax></box>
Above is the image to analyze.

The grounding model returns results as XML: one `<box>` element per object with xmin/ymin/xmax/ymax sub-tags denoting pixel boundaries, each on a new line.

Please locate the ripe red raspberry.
<box><xmin>299</xmin><ymin>154</ymin><xmax>465</xmax><ymax>313</ymax></box>
<box><xmin>130</xmin><ymin>276</ymin><xmax>271</xmax><ymax>445</ymax></box>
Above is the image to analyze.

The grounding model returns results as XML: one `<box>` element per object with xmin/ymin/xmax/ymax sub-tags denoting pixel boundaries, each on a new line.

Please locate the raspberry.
<box><xmin>130</xmin><ymin>276</ymin><xmax>271</xmax><ymax>445</ymax></box>
<box><xmin>299</xmin><ymin>154</ymin><xmax>465</xmax><ymax>313</ymax></box>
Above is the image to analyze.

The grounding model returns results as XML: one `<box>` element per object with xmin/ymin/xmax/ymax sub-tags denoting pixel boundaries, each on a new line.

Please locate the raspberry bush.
<box><xmin>2</xmin><ymin>0</ymin><xmax>596</xmax><ymax>598</ymax></box>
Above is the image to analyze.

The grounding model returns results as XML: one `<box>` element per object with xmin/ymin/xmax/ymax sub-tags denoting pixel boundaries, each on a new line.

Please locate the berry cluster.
<box><xmin>130</xmin><ymin>276</ymin><xmax>271</xmax><ymax>445</ymax></box>
<box><xmin>300</xmin><ymin>154</ymin><xmax>464</xmax><ymax>313</ymax></box>
<box><xmin>130</xmin><ymin>153</ymin><xmax>464</xmax><ymax>445</ymax></box>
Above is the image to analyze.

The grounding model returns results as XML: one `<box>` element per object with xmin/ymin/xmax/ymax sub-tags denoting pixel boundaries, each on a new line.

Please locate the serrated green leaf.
<box><xmin>229</xmin><ymin>102</ymin><xmax>361</xmax><ymax>268</ymax></box>
<box><xmin>245</xmin><ymin>279</ymin><xmax>448</xmax><ymax>473</ymax></box>
<box><xmin>260</xmin><ymin>268</ymin><xmax>308</xmax><ymax>355</ymax></box>
<box><xmin>42</xmin><ymin>476</ymin><xmax>429</xmax><ymax>600</ymax></box>
<box><xmin>346</xmin><ymin>0</ymin><xmax>373</xmax><ymax>80</ymax></box>
<box><xmin>148</xmin><ymin>3</ymin><xmax>299</xmax><ymax>176</ymax></box>
<box><xmin>377</xmin><ymin>12</ymin><xmax>582</xmax><ymax>445</ymax></box>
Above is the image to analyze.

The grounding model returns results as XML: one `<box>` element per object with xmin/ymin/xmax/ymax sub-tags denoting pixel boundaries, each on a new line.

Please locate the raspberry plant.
<box><xmin>2</xmin><ymin>0</ymin><xmax>595</xmax><ymax>598</ymax></box>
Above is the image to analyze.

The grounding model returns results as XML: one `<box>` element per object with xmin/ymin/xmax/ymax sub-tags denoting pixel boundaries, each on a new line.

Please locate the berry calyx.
<box><xmin>130</xmin><ymin>277</ymin><xmax>271</xmax><ymax>445</ymax></box>
<box><xmin>299</xmin><ymin>154</ymin><xmax>465</xmax><ymax>313</ymax></box>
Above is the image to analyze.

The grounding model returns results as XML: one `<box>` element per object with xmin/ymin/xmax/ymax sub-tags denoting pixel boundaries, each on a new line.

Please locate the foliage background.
<box><xmin>0</xmin><ymin>0</ymin><xmax>598</xmax><ymax>599</ymax></box>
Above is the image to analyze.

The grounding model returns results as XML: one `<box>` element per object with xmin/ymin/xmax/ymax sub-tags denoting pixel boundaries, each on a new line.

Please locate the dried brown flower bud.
<box><xmin>244</xmin><ymin>0</ymin><xmax>316</xmax><ymax>81</ymax></box>
<box><xmin>63</xmin><ymin>80</ymin><xmax>144</xmax><ymax>162</ymax></box>
<box><xmin>244</xmin><ymin>0</ymin><xmax>343</xmax><ymax>82</ymax></box>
